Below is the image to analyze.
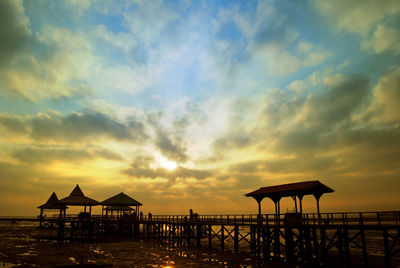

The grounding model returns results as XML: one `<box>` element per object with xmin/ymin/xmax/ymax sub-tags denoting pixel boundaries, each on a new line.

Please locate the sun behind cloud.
<box><xmin>161</xmin><ymin>159</ymin><xmax>177</xmax><ymax>171</ymax></box>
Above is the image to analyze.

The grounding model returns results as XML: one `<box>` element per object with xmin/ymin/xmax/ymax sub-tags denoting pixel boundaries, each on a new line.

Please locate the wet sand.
<box><xmin>0</xmin><ymin>221</ymin><xmax>292</xmax><ymax>268</ymax></box>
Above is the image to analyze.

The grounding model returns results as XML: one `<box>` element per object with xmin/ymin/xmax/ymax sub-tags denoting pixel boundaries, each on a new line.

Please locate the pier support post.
<box><xmin>320</xmin><ymin>226</ymin><xmax>327</xmax><ymax>265</ymax></box>
<box><xmin>265</xmin><ymin>226</ymin><xmax>271</xmax><ymax>261</ymax></box>
<box><xmin>285</xmin><ymin>227</ymin><xmax>294</xmax><ymax>262</ymax></box>
<box><xmin>273</xmin><ymin>226</ymin><xmax>280</xmax><ymax>259</ymax></box>
<box><xmin>312</xmin><ymin>227</ymin><xmax>320</xmax><ymax>263</ymax></box>
<box><xmin>177</xmin><ymin>224</ymin><xmax>181</xmax><ymax>246</ymax></box>
<box><xmin>256</xmin><ymin>225</ymin><xmax>261</xmax><ymax>257</ymax></box>
<box><xmin>208</xmin><ymin>224</ymin><xmax>212</xmax><ymax>249</ymax></box>
<box><xmin>343</xmin><ymin>227</ymin><xmax>350</xmax><ymax>264</ymax></box>
<box><xmin>234</xmin><ymin>225</ymin><xmax>239</xmax><ymax>253</ymax></box>
<box><xmin>304</xmin><ymin>226</ymin><xmax>312</xmax><ymax>263</ymax></box>
<box><xmin>297</xmin><ymin>226</ymin><xmax>304</xmax><ymax>263</ymax></box>
<box><xmin>221</xmin><ymin>225</ymin><xmax>225</xmax><ymax>252</ymax></box>
<box><xmin>360</xmin><ymin>227</ymin><xmax>368</xmax><ymax>265</ymax></box>
<box><xmin>57</xmin><ymin>220</ymin><xmax>65</xmax><ymax>242</ymax></box>
<box><xmin>250</xmin><ymin>226</ymin><xmax>255</xmax><ymax>255</ymax></box>
<box><xmin>337</xmin><ymin>227</ymin><xmax>344</xmax><ymax>264</ymax></box>
<box><xmin>383</xmin><ymin>228</ymin><xmax>391</xmax><ymax>268</ymax></box>
<box><xmin>172</xmin><ymin>224</ymin><xmax>176</xmax><ymax>246</ymax></box>
<box><xmin>187</xmin><ymin>224</ymin><xmax>191</xmax><ymax>246</ymax></box>
<box><xmin>196</xmin><ymin>224</ymin><xmax>201</xmax><ymax>247</ymax></box>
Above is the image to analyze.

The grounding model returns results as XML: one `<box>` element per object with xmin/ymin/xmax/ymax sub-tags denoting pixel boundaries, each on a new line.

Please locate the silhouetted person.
<box><xmin>140</xmin><ymin>211</ymin><xmax>143</xmax><ymax>219</ymax></box>
<box><xmin>148</xmin><ymin>212</ymin><xmax>152</xmax><ymax>220</ymax></box>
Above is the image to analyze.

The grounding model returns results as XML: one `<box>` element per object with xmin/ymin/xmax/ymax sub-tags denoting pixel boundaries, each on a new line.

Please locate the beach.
<box><xmin>0</xmin><ymin>221</ymin><xmax>293</xmax><ymax>268</ymax></box>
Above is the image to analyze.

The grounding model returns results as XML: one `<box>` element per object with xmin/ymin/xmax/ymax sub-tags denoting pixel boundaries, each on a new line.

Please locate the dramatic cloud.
<box><xmin>365</xmin><ymin>66</ymin><xmax>400</xmax><ymax>123</ymax></box>
<box><xmin>363</xmin><ymin>25</ymin><xmax>400</xmax><ymax>55</ymax></box>
<box><xmin>29</xmin><ymin>111</ymin><xmax>147</xmax><ymax>143</ymax></box>
<box><xmin>313</xmin><ymin>0</ymin><xmax>400</xmax><ymax>35</ymax></box>
<box><xmin>12</xmin><ymin>147</ymin><xmax>123</xmax><ymax>164</ymax></box>
<box><xmin>1</xmin><ymin>1</ymin><xmax>400</xmax><ymax>215</ymax></box>
<box><xmin>0</xmin><ymin>114</ymin><xmax>29</xmax><ymax>136</ymax></box>
<box><xmin>0</xmin><ymin>0</ymin><xmax>31</xmax><ymax>68</ymax></box>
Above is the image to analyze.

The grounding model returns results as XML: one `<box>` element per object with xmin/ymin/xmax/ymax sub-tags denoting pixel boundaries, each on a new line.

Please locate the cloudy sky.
<box><xmin>1</xmin><ymin>0</ymin><xmax>399</xmax><ymax>216</ymax></box>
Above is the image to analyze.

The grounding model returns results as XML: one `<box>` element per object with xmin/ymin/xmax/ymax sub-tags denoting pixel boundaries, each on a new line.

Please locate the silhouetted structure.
<box><xmin>101</xmin><ymin>192</ymin><xmax>142</xmax><ymax>218</ymax></box>
<box><xmin>58</xmin><ymin>184</ymin><xmax>100</xmax><ymax>215</ymax></box>
<box><xmin>246</xmin><ymin>180</ymin><xmax>334</xmax><ymax>220</ymax></box>
<box><xmin>31</xmin><ymin>183</ymin><xmax>400</xmax><ymax>266</ymax></box>
<box><xmin>37</xmin><ymin>192</ymin><xmax>67</xmax><ymax>226</ymax></box>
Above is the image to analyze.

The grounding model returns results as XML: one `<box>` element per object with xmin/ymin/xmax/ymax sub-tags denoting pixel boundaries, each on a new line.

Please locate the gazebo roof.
<box><xmin>101</xmin><ymin>192</ymin><xmax>142</xmax><ymax>206</ymax></box>
<box><xmin>245</xmin><ymin>180</ymin><xmax>334</xmax><ymax>201</ymax></box>
<box><xmin>58</xmin><ymin>184</ymin><xmax>100</xmax><ymax>206</ymax></box>
<box><xmin>37</xmin><ymin>192</ymin><xmax>66</xmax><ymax>209</ymax></box>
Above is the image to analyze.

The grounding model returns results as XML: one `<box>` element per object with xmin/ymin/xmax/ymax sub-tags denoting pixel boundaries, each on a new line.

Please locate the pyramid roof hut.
<box><xmin>58</xmin><ymin>184</ymin><xmax>100</xmax><ymax>206</ymax></box>
<box><xmin>37</xmin><ymin>192</ymin><xmax>66</xmax><ymax>210</ymax></box>
<box><xmin>57</xmin><ymin>185</ymin><xmax>100</xmax><ymax>217</ymax></box>
<box><xmin>101</xmin><ymin>192</ymin><xmax>142</xmax><ymax>206</ymax></box>
<box><xmin>101</xmin><ymin>192</ymin><xmax>142</xmax><ymax>217</ymax></box>
<box><xmin>37</xmin><ymin>192</ymin><xmax>67</xmax><ymax>226</ymax></box>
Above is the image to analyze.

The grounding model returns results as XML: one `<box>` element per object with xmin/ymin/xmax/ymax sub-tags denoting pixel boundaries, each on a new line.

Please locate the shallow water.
<box><xmin>0</xmin><ymin>222</ymin><xmax>264</xmax><ymax>267</ymax></box>
<box><xmin>1</xmin><ymin>221</ymin><xmax>399</xmax><ymax>267</ymax></box>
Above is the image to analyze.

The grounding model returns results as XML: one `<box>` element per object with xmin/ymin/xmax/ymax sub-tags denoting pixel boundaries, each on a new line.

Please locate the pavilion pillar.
<box><xmin>298</xmin><ymin>195</ymin><xmax>304</xmax><ymax>214</ymax></box>
<box><xmin>291</xmin><ymin>196</ymin><xmax>298</xmax><ymax>213</ymax></box>
<box><xmin>272</xmin><ymin>197</ymin><xmax>281</xmax><ymax>224</ymax></box>
<box><xmin>313</xmin><ymin>193</ymin><xmax>323</xmax><ymax>222</ymax></box>
<box><xmin>278</xmin><ymin>200</ymin><xmax>281</xmax><ymax>216</ymax></box>
<box><xmin>252</xmin><ymin>197</ymin><xmax>264</xmax><ymax>224</ymax></box>
<box><xmin>40</xmin><ymin>208</ymin><xmax>43</xmax><ymax>227</ymax></box>
<box><xmin>89</xmin><ymin>206</ymin><xmax>92</xmax><ymax>216</ymax></box>
<box><xmin>84</xmin><ymin>206</ymin><xmax>87</xmax><ymax>213</ymax></box>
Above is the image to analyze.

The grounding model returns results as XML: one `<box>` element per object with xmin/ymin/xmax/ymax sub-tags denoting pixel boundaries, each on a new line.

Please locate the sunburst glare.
<box><xmin>161</xmin><ymin>160</ymin><xmax>177</xmax><ymax>170</ymax></box>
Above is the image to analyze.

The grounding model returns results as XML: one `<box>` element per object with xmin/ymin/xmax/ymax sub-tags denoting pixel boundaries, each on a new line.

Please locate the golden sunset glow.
<box><xmin>0</xmin><ymin>0</ymin><xmax>399</xmax><ymax>216</ymax></box>
<box><xmin>161</xmin><ymin>160</ymin><xmax>178</xmax><ymax>171</ymax></box>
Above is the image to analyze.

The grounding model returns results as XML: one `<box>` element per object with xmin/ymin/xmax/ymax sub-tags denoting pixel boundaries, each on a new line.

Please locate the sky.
<box><xmin>0</xmin><ymin>0</ymin><xmax>400</xmax><ymax>216</ymax></box>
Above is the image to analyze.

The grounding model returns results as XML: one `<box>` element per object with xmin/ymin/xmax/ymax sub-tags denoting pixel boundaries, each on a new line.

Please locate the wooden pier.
<box><xmin>4</xmin><ymin>211</ymin><xmax>399</xmax><ymax>267</ymax></box>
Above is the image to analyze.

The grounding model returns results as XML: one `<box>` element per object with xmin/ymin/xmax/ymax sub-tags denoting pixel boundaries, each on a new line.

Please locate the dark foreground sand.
<box><xmin>0</xmin><ymin>221</ymin><xmax>293</xmax><ymax>268</ymax></box>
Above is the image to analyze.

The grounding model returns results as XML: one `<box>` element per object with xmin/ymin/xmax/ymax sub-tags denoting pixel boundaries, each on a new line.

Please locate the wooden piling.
<box><xmin>383</xmin><ymin>228</ymin><xmax>390</xmax><ymax>268</ymax></box>
<box><xmin>234</xmin><ymin>225</ymin><xmax>239</xmax><ymax>253</ymax></box>
<box><xmin>221</xmin><ymin>225</ymin><xmax>224</xmax><ymax>252</ymax></box>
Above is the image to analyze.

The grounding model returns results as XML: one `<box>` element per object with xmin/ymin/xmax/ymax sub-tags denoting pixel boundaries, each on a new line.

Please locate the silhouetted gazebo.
<box><xmin>101</xmin><ymin>192</ymin><xmax>142</xmax><ymax>217</ymax></box>
<box><xmin>37</xmin><ymin>192</ymin><xmax>67</xmax><ymax>226</ymax></box>
<box><xmin>58</xmin><ymin>184</ymin><xmax>100</xmax><ymax>215</ymax></box>
<box><xmin>245</xmin><ymin>180</ymin><xmax>334</xmax><ymax>220</ymax></box>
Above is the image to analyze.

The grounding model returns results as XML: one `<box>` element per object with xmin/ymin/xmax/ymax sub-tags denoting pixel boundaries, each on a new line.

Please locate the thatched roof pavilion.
<box><xmin>101</xmin><ymin>192</ymin><xmax>142</xmax><ymax>217</ymax></box>
<box><xmin>58</xmin><ymin>184</ymin><xmax>100</xmax><ymax>215</ymax></box>
<box><xmin>38</xmin><ymin>192</ymin><xmax>66</xmax><ymax>210</ymax></box>
<box><xmin>37</xmin><ymin>192</ymin><xmax>67</xmax><ymax>226</ymax></box>
<box><xmin>246</xmin><ymin>180</ymin><xmax>334</xmax><ymax>220</ymax></box>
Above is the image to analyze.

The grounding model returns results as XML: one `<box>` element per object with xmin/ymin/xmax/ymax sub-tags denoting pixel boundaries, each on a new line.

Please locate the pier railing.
<box><xmin>139</xmin><ymin>211</ymin><xmax>400</xmax><ymax>226</ymax></box>
<box><xmin>2</xmin><ymin>211</ymin><xmax>399</xmax><ymax>226</ymax></box>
